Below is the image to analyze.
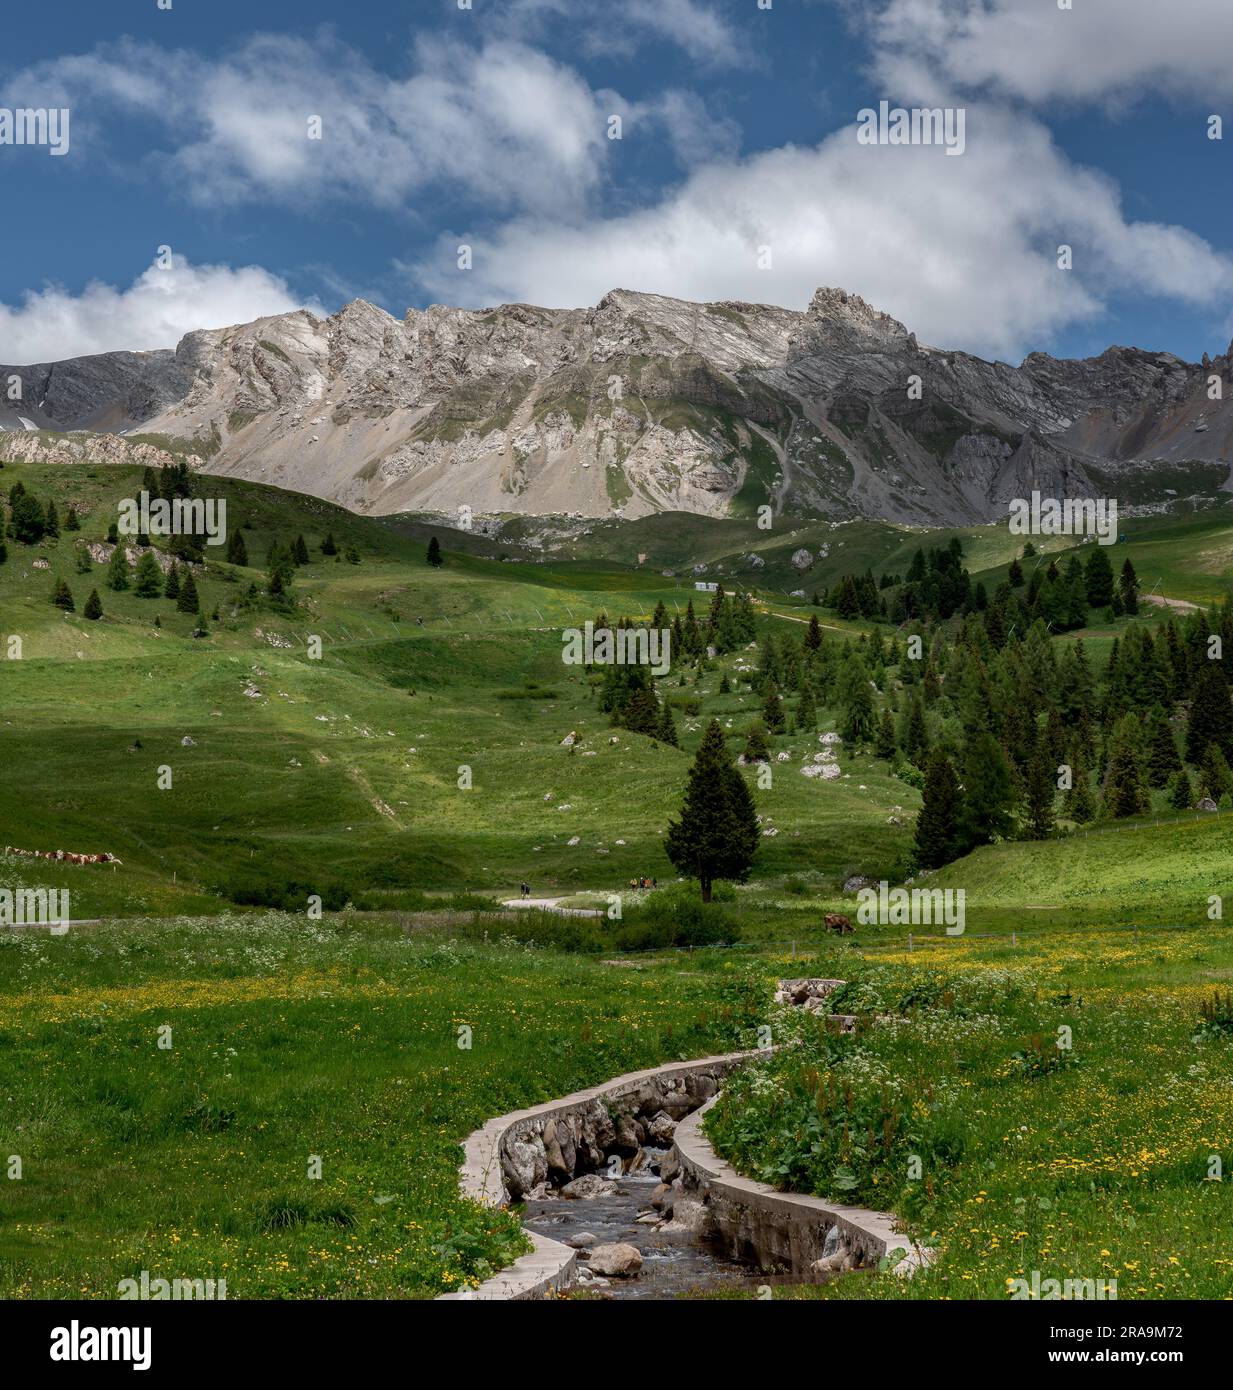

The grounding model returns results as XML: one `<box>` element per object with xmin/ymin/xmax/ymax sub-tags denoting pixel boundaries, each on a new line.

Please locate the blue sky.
<box><xmin>1</xmin><ymin>0</ymin><xmax>1231</xmax><ymax>366</ymax></box>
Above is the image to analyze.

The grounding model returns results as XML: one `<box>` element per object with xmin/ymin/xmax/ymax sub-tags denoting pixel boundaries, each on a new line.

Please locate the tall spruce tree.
<box><xmin>956</xmin><ymin>732</ymin><xmax>1016</xmax><ymax>851</ymax></box>
<box><xmin>874</xmin><ymin>706</ymin><xmax>897</xmax><ymax>761</ymax></box>
<box><xmin>134</xmin><ymin>551</ymin><xmax>163</xmax><ymax>598</ymax></box>
<box><xmin>177</xmin><ymin>570</ymin><xmax>200</xmax><ymax>614</ymax></box>
<box><xmin>1199</xmin><ymin>743</ymin><xmax>1233</xmax><ymax>804</ymax></box>
<box><xmin>107</xmin><ymin>546</ymin><xmax>130</xmax><ymax>591</ymax></box>
<box><xmin>915</xmin><ymin>751</ymin><xmax>961</xmax><ymax>869</ymax></box>
<box><xmin>426</xmin><ymin>536</ymin><xmax>443</xmax><ymax>568</ymax></box>
<box><xmin>761</xmin><ymin>681</ymin><xmax>786</xmax><ymax>734</ymax></box>
<box><xmin>226</xmin><ymin>530</ymin><xmax>249</xmax><ymax>566</ymax></box>
<box><xmin>1186</xmin><ymin>662</ymin><xmax>1233</xmax><ymax>763</ymax></box>
<box><xmin>1023</xmin><ymin>746</ymin><xmax>1057</xmax><ymax>839</ymax></box>
<box><xmin>1084</xmin><ymin>546</ymin><xmax>1115</xmax><ymax>608</ymax></box>
<box><xmin>796</xmin><ymin>683</ymin><xmax>817</xmax><ymax>731</ymax></box>
<box><xmin>1169</xmin><ymin>768</ymin><xmax>1194</xmax><ymax>810</ymax></box>
<box><xmin>83</xmin><ymin>588</ymin><xmax>103</xmax><ymax>621</ymax></box>
<box><xmin>1118</xmin><ymin>558</ymin><xmax>1139</xmax><ymax>615</ymax></box>
<box><xmin>1144</xmin><ymin>707</ymin><xmax>1182</xmax><ymax>787</ymax></box>
<box><xmin>664</xmin><ymin>719</ymin><xmax>759</xmax><ymax>901</ymax></box>
<box><xmin>622</xmin><ymin>685</ymin><xmax>661</xmax><ymax>737</ymax></box>
<box><xmin>656</xmin><ymin>701</ymin><xmax>680</xmax><ymax>747</ymax></box>
<box><xmin>1103</xmin><ymin>721</ymin><xmax>1149</xmax><ymax>819</ymax></box>
<box><xmin>901</xmin><ymin>692</ymin><xmax>929</xmax><ymax>767</ymax></box>
<box><xmin>1062</xmin><ymin>741</ymin><xmax>1096</xmax><ymax>824</ymax></box>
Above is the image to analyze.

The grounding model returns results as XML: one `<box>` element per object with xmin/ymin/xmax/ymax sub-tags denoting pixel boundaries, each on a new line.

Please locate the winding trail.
<box><xmin>1142</xmin><ymin>593</ymin><xmax>1201</xmax><ymax>614</ymax></box>
<box><xmin>501</xmin><ymin>897</ymin><xmax>602</xmax><ymax>917</ymax></box>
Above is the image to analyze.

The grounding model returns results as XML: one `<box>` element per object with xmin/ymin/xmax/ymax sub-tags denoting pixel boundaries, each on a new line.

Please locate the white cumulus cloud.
<box><xmin>859</xmin><ymin>0</ymin><xmax>1233</xmax><ymax>107</ymax></box>
<box><xmin>0</xmin><ymin>256</ymin><xmax>319</xmax><ymax>363</ymax></box>
<box><xmin>416</xmin><ymin>105</ymin><xmax>1233</xmax><ymax>362</ymax></box>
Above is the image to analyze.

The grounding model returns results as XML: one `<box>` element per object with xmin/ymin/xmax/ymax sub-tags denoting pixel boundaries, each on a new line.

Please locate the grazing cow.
<box><xmin>825</xmin><ymin>913</ymin><xmax>854</xmax><ymax>935</ymax></box>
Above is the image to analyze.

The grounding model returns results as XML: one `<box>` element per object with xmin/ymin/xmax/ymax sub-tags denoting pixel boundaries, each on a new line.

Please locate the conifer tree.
<box><xmin>51</xmin><ymin>578</ymin><xmax>74</xmax><ymax>611</ymax></box>
<box><xmin>321</xmin><ymin>531</ymin><xmax>338</xmax><ymax>556</ymax></box>
<box><xmin>1103</xmin><ymin>722</ymin><xmax>1149</xmax><ymax>819</ymax></box>
<box><xmin>83</xmin><ymin>588</ymin><xmax>103</xmax><ymax>621</ymax></box>
<box><xmin>107</xmin><ymin>546</ymin><xmax>130</xmax><ymax>591</ymax></box>
<box><xmin>762</xmin><ymin>681</ymin><xmax>786</xmax><ymax>734</ymax></box>
<box><xmin>901</xmin><ymin>692</ymin><xmax>929</xmax><ymax>767</ymax></box>
<box><xmin>11</xmin><ymin>491</ymin><xmax>46</xmax><ymax>543</ymax></box>
<box><xmin>1168</xmin><ymin>768</ymin><xmax>1194</xmax><ymax>811</ymax></box>
<box><xmin>1199</xmin><ymin>743</ymin><xmax>1233</xmax><ymax>804</ymax></box>
<box><xmin>1062</xmin><ymin>741</ymin><xmax>1097</xmax><ymax>824</ymax></box>
<box><xmin>177</xmin><ymin>569</ymin><xmax>200</xmax><ymax>614</ymax></box>
<box><xmin>805</xmin><ymin>614</ymin><xmax>822</xmax><ymax>651</ymax></box>
<box><xmin>65</xmin><ymin>505</ymin><xmax>80</xmax><ymax>531</ymax></box>
<box><xmin>426</xmin><ymin>536</ymin><xmax>443</xmax><ymax>568</ymax></box>
<box><xmin>915</xmin><ymin>750</ymin><xmax>961</xmax><ymax>869</ymax></box>
<box><xmin>135</xmin><ymin>551</ymin><xmax>163</xmax><ymax>597</ymax></box>
<box><xmin>1023</xmin><ymin>746</ymin><xmax>1057</xmax><ymax>839</ymax></box>
<box><xmin>874</xmin><ymin>706</ymin><xmax>897</xmax><ymax>761</ymax></box>
<box><xmin>682</xmin><ymin>599</ymin><xmax>702</xmax><ymax>656</ymax></box>
<box><xmin>164</xmin><ymin>563</ymin><xmax>181</xmax><ymax>600</ymax></box>
<box><xmin>656</xmin><ymin>701</ymin><xmax>679</xmax><ymax>748</ymax></box>
<box><xmin>292</xmin><ymin>534</ymin><xmax>310</xmax><ymax>565</ymax></box>
<box><xmin>796</xmin><ymin>683</ymin><xmax>817</xmax><ymax>731</ymax></box>
<box><xmin>1144</xmin><ymin>707</ymin><xmax>1182</xmax><ymax>787</ymax></box>
<box><xmin>1186</xmin><ymin>662</ymin><xmax>1233</xmax><ymax>763</ymax></box>
<box><xmin>956</xmin><ymin>731</ymin><xmax>1016</xmax><ymax>851</ymax></box>
<box><xmin>1085</xmin><ymin>546</ymin><xmax>1115</xmax><ymax>608</ymax></box>
<box><xmin>742</xmin><ymin>724</ymin><xmax>771</xmax><ymax>763</ymax></box>
<box><xmin>664</xmin><ymin>719</ymin><xmax>759</xmax><ymax>901</ymax></box>
<box><xmin>44</xmin><ymin>500</ymin><xmax>60</xmax><ymax>538</ymax></box>
<box><xmin>226</xmin><ymin>530</ymin><xmax>249</xmax><ymax>566</ymax></box>
<box><xmin>1118</xmin><ymin>558</ymin><xmax>1139</xmax><ymax>615</ymax></box>
<box><xmin>718</xmin><ymin>672</ymin><xmax>731</xmax><ymax>695</ymax></box>
<box><xmin>622</xmin><ymin>685</ymin><xmax>661</xmax><ymax>737</ymax></box>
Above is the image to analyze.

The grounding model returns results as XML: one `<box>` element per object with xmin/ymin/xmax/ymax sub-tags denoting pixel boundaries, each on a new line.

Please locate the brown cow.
<box><xmin>825</xmin><ymin>913</ymin><xmax>854</xmax><ymax>935</ymax></box>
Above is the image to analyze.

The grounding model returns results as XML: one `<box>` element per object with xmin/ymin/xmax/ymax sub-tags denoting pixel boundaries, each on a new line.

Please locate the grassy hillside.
<box><xmin>2</xmin><ymin>460</ymin><xmax>1231</xmax><ymax>921</ymax></box>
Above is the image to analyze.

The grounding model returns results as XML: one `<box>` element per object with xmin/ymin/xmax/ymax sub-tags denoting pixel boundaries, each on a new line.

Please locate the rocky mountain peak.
<box><xmin>6</xmin><ymin>284</ymin><xmax>1230</xmax><ymax>531</ymax></box>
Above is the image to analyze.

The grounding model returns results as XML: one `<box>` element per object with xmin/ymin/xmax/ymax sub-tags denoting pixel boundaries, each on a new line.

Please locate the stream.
<box><xmin>522</xmin><ymin>1149</ymin><xmax>777</xmax><ymax>1300</ymax></box>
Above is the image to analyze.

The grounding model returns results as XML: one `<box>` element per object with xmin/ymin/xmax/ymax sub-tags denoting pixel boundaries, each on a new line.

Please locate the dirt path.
<box><xmin>758</xmin><ymin>606</ymin><xmax>846</xmax><ymax>633</ymax></box>
<box><xmin>502</xmin><ymin>897</ymin><xmax>602</xmax><ymax>917</ymax></box>
<box><xmin>1142</xmin><ymin>593</ymin><xmax>1201</xmax><ymax>614</ymax></box>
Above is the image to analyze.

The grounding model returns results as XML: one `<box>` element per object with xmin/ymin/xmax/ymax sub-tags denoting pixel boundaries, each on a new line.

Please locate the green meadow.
<box><xmin>3</xmin><ymin>457</ymin><xmax>1233</xmax><ymax>1300</ymax></box>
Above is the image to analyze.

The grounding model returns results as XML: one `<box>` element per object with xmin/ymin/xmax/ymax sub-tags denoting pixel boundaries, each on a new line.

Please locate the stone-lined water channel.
<box><xmin>523</xmin><ymin>1148</ymin><xmax>775</xmax><ymax>1300</ymax></box>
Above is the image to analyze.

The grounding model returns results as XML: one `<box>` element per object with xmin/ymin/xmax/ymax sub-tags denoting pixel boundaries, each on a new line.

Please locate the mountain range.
<box><xmin>3</xmin><ymin>286</ymin><xmax>1231</xmax><ymax>527</ymax></box>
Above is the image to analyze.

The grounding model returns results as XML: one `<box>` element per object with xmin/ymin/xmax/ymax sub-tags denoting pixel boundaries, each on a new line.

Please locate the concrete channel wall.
<box><xmin>440</xmin><ymin>1041</ymin><xmax>930</xmax><ymax>1299</ymax></box>
<box><xmin>673</xmin><ymin>1095</ymin><xmax>932</xmax><ymax>1278</ymax></box>
<box><xmin>439</xmin><ymin>1051</ymin><xmax>755</xmax><ymax>1300</ymax></box>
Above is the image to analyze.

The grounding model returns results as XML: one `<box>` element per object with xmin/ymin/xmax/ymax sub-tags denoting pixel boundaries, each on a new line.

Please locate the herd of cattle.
<box><xmin>4</xmin><ymin>846</ymin><xmax>123</xmax><ymax>866</ymax></box>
